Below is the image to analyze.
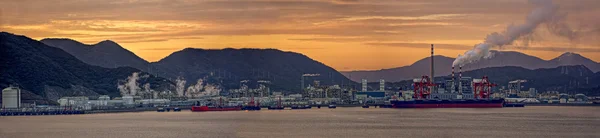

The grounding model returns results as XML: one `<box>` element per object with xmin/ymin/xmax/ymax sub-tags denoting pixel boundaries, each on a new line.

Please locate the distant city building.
<box><xmin>58</xmin><ymin>96</ymin><xmax>89</xmax><ymax>106</ymax></box>
<box><xmin>574</xmin><ymin>94</ymin><xmax>588</xmax><ymax>102</ymax></box>
<box><xmin>355</xmin><ymin>91</ymin><xmax>385</xmax><ymax>100</ymax></box>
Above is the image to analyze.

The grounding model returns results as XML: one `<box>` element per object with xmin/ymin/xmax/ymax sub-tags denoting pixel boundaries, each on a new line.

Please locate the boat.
<box><xmin>268</xmin><ymin>96</ymin><xmax>285</xmax><ymax>110</ymax></box>
<box><xmin>157</xmin><ymin>107</ymin><xmax>166</xmax><ymax>112</ymax></box>
<box><xmin>291</xmin><ymin>105</ymin><xmax>303</xmax><ymax>109</ymax></box>
<box><xmin>242</xmin><ymin>106</ymin><xmax>261</xmax><ymax>110</ymax></box>
<box><xmin>242</xmin><ymin>96</ymin><xmax>261</xmax><ymax>111</ymax></box>
<box><xmin>192</xmin><ymin>106</ymin><xmax>241</xmax><ymax>111</ymax></box>
<box><xmin>328</xmin><ymin>104</ymin><xmax>337</xmax><ymax>109</ymax></box>
<box><xmin>304</xmin><ymin>105</ymin><xmax>312</xmax><ymax>109</ymax></box>
<box><xmin>191</xmin><ymin>97</ymin><xmax>241</xmax><ymax>112</ymax></box>
<box><xmin>391</xmin><ymin>99</ymin><xmax>504</xmax><ymax>108</ymax></box>
<box><xmin>291</xmin><ymin>105</ymin><xmax>310</xmax><ymax>109</ymax></box>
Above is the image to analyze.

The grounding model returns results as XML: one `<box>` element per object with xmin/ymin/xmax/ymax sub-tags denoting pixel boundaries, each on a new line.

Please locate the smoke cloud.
<box><xmin>186</xmin><ymin>79</ymin><xmax>205</xmax><ymax>97</ymax></box>
<box><xmin>143</xmin><ymin>83</ymin><xmax>154</xmax><ymax>98</ymax></box>
<box><xmin>127</xmin><ymin>72</ymin><xmax>140</xmax><ymax>96</ymax></box>
<box><xmin>185</xmin><ymin>78</ymin><xmax>222</xmax><ymax>98</ymax></box>
<box><xmin>175</xmin><ymin>77</ymin><xmax>186</xmax><ymax>97</ymax></box>
<box><xmin>453</xmin><ymin>0</ymin><xmax>579</xmax><ymax>67</ymax></box>
<box><xmin>118</xmin><ymin>72</ymin><xmax>141</xmax><ymax>96</ymax></box>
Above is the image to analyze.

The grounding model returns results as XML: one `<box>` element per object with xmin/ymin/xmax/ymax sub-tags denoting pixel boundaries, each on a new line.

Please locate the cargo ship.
<box><xmin>268</xmin><ymin>96</ymin><xmax>285</xmax><ymax>110</ymax></box>
<box><xmin>391</xmin><ymin>73</ymin><xmax>504</xmax><ymax>108</ymax></box>
<box><xmin>192</xmin><ymin>97</ymin><xmax>241</xmax><ymax>112</ymax></box>
<box><xmin>241</xmin><ymin>96</ymin><xmax>261</xmax><ymax>110</ymax></box>
<box><xmin>291</xmin><ymin>105</ymin><xmax>311</xmax><ymax>109</ymax></box>
<box><xmin>328</xmin><ymin>102</ymin><xmax>337</xmax><ymax>109</ymax></box>
<box><xmin>391</xmin><ymin>99</ymin><xmax>504</xmax><ymax>108</ymax></box>
<box><xmin>391</xmin><ymin>44</ymin><xmax>504</xmax><ymax>108</ymax></box>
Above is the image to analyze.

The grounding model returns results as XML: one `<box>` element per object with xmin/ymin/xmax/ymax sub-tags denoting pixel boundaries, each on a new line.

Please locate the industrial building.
<box><xmin>355</xmin><ymin>91</ymin><xmax>385</xmax><ymax>99</ymax></box>
<box><xmin>2</xmin><ymin>86</ymin><xmax>21</xmax><ymax>108</ymax></box>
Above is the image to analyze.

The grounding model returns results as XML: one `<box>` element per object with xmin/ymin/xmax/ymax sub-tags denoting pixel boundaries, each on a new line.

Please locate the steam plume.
<box><xmin>127</xmin><ymin>72</ymin><xmax>140</xmax><ymax>96</ymax></box>
<box><xmin>185</xmin><ymin>78</ymin><xmax>222</xmax><ymax>98</ymax></box>
<box><xmin>453</xmin><ymin>0</ymin><xmax>577</xmax><ymax>66</ymax></box>
<box><xmin>118</xmin><ymin>72</ymin><xmax>141</xmax><ymax>96</ymax></box>
<box><xmin>175</xmin><ymin>77</ymin><xmax>186</xmax><ymax>97</ymax></box>
<box><xmin>186</xmin><ymin>79</ymin><xmax>205</xmax><ymax>97</ymax></box>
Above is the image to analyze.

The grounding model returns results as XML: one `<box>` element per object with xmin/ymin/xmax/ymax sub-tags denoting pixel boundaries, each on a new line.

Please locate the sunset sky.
<box><xmin>1</xmin><ymin>0</ymin><xmax>599</xmax><ymax>71</ymax></box>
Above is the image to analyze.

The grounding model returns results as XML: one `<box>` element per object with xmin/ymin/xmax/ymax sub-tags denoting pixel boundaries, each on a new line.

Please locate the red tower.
<box><xmin>413</xmin><ymin>76</ymin><xmax>436</xmax><ymax>100</ymax></box>
<box><xmin>472</xmin><ymin>76</ymin><xmax>496</xmax><ymax>99</ymax></box>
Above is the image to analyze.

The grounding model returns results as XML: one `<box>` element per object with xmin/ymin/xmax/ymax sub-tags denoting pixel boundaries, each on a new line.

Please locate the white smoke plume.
<box><xmin>143</xmin><ymin>83</ymin><xmax>151</xmax><ymax>93</ymax></box>
<box><xmin>453</xmin><ymin>0</ymin><xmax>578</xmax><ymax>67</ymax></box>
<box><xmin>118</xmin><ymin>72</ymin><xmax>141</xmax><ymax>96</ymax></box>
<box><xmin>143</xmin><ymin>83</ymin><xmax>153</xmax><ymax>98</ymax></box>
<box><xmin>127</xmin><ymin>72</ymin><xmax>140</xmax><ymax>96</ymax></box>
<box><xmin>203</xmin><ymin>84</ymin><xmax>221</xmax><ymax>96</ymax></box>
<box><xmin>175</xmin><ymin>76</ymin><xmax>186</xmax><ymax>97</ymax></box>
<box><xmin>118</xmin><ymin>82</ymin><xmax>128</xmax><ymax>96</ymax></box>
<box><xmin>186</xmin><ymin>79</ymin><xmax>205</xmax><ymax>97</ymax></box>
<box><xmin>185</xmin><ymin>78</ymin><xmax>222</xmax><ymax>98</ymax></box>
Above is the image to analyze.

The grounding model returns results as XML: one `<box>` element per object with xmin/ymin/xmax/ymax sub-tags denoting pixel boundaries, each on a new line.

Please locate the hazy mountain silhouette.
<box><xmin>550</xmin><ymin>52</ymin><xmax>600</xmax><ymax>72</ymax></box>
<box><xmin>150</xmin><ymin>48</ymin><xmax>355</xmax><ymax>93</ymax></box>
<box><xmin>343</xmin><ymin>51</ymin><xmax>600</xmax><ymax>82</ymax></box>
<box><xmin>0</xmin><ymin>32</ymin><xmax>172</xmax><ymax>104</ymax></box>
<box><xmin>41</xmin><ymin>38</ymin><xmax>149</xmax><ymax>71</ymax></box>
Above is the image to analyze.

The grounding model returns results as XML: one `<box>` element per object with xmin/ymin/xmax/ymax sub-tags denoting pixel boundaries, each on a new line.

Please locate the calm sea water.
<box><xmin>0</xmin><ymin>106</ymin><xmax>598</xmax><ymax>138</ymax></box>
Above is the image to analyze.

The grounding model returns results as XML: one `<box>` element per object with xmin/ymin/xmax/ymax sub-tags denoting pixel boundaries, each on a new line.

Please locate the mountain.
<box><xmin>343</xmin><ymin>50</ymin><xmax>599</xmax><ymax>82</ymax></box>
<box><xmin>550</xmin><ymin>52</ymin><xmax>600</xmax><ymax>72</ymax></box>
<box><xmin>0</xmin><ymin>32</ymin><xmax>172</xmax><ymax>104</ymax></box>
<box><xmin>150</xmin><ymin>48</ymin><xmax>355</xmax><ymax>93</ymax></box>
<box><xmin>41</xmin><ymin>38</ymin><xmax>149</xmax><ymax>71</ymax></box>
<box><xmin>377</xmin><ymin>65</ymin><xmax>600</xmax><ymax>96</ymax></box>
<box><xmin>344</xmin><ymin>55</ymin><xmax>455</xmax><ymax>83</ymax></box>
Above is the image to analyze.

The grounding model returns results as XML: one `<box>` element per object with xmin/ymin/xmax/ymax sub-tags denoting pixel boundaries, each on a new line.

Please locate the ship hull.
<box><xmin>391</xmin><ymin>99</ymin><xmax>504</xmax><ymax>108</ymax></box>
<box><xmin>241</xmin><ymin>106</ymin><xmax>261</xmax><ymax>110</ymax></box>
<box><xmin>191</xmin><ymin>106</ymin><xmax>241</xmax><ymax>112</ymax></box>
<box><xmin>268</xmin><ymin>107</ymin><xmax>285</xmax><ymax>110</ymax></box>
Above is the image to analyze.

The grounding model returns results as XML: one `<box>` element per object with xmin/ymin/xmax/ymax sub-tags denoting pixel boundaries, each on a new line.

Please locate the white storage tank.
<box><xmin>2</xmin><ymin>87</ymin><xmax>21</xmax><ymax>108</ymax></box>
<box><xmin>122</xmin><ymin>95</ymin><xmax>134</xmax><ymax>105</ymax></box>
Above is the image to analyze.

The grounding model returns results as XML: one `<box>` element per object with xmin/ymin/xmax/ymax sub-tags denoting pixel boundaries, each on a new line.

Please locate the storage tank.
<box><xmin>99</xmin><ymin>95</ymin><xmax>110</xmax><ymax>101</ymax></box>
<box><xmin>2</xmin><ymin>87</ymin><xmax>21</xmax><ymax>108</ymax></box>
<box><xmin>122</xmin><ymin>95</ymin><xmax>134</xmax><ymax>105</ymax></box>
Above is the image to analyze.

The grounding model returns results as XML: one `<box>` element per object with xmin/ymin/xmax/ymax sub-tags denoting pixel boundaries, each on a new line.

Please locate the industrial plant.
<box><xmin>2</xmin><ymin>44</ymin><xmax>599</xmax><ymax>116</ymax></box>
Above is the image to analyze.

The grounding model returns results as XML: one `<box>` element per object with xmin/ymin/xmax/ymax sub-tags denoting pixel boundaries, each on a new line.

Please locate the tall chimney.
<box><xmin>451</xmin><ymin>66</ymin><xmax>455</xmax><ymax>93</ymax></box>
<box><xmin>430</xmin><ymin>44</ymin><xmax>435</xmax><ymax>93</ymax></box>
<box><xmin>459</xmin><ymin>66</ymin><xmax>463</xmax><ymax>94</ymax></box>
<box><xmin>361</xmin><ymin>79</ymin><xmax>367</xmax><ymax>91</ymax></box>
<box><xmin>430</xmin><ymin>44</ymin><xmax>434</xmax><ymax>83</ymax></box>
<box><xmin>379</xmin><ymin>79</ymin><xmax>385</xmax><ymax>91</ymax></box>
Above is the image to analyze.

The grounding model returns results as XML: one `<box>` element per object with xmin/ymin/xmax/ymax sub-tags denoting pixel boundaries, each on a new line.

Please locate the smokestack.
<box><xmin>379</xmin><ymin>79</ymin><xmax>385</xmax><ymax>91</ymax></box>
<box><xmin>361</xmin><ymin>79</ymin><xmax>367</xmax><ymax>91</ymax></box>
<box><xmin>430</xmin><ymin>44</ymin><xmax>434</xmax><ymax>82</ymax></box>
<box><xmin>452</xmin><ymin>66</ymin><xmax>455</xmax><ymax>93</ymax></box>
<box><xmin>459</xmin><ymin>66</ymin><xmax>463</xmax><ymax>94</ymax></box>
<box><xmin>430</xmin><ymin>44</ymin><xmax>435</xmax><ymax>93</ymax></box>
